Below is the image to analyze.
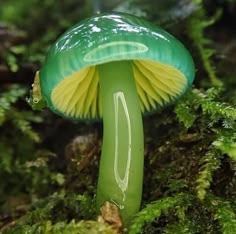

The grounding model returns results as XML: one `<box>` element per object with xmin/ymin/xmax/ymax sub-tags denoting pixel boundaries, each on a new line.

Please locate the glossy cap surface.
<box><xmin>39</xmin><ymin>12</ymin><xmax>195</xmax><ymax>119</ymax></box>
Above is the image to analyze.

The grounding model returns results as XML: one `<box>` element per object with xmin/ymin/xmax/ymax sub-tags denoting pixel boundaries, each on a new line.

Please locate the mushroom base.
<box><xmin>96</xmin><ymin>60</ymin><xmax>144</xmax><ymax>224</ymax></box>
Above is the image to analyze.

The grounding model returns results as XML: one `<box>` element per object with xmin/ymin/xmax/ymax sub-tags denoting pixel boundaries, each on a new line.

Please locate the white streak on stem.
<box><xmin>114</xmin><ymin>92</ymin><xmax>131</xmax><ymax>199</ymax></box>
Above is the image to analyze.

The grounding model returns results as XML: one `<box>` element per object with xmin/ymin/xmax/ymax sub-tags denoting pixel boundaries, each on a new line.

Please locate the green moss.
<box><xmin>3</xmin><ymin>220</ymin><xmax>116</xmax><ymax>234</ymax></box>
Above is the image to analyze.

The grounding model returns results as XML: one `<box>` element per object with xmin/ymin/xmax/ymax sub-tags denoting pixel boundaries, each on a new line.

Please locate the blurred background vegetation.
<box><xmin>0</xmin><ymin>0</ymin><xmax>236</xmax><ymax>233</ymax></box>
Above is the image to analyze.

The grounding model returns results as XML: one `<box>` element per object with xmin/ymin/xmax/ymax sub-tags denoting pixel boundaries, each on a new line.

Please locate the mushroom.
<box><xmin>32</xmin><ymin>13</ymin><xmax>195</xmax><ymax>223</ymax></box>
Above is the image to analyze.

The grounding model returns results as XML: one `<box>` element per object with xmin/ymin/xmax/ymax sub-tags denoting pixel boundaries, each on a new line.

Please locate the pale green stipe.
<box><xmin>96</xmin><ymin>60</ymin><xmax>144</xmax><ymax>224</ymax></box>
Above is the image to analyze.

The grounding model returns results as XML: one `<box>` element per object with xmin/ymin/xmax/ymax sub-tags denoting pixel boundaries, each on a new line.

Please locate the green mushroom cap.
<box><xmin>39</xmin><ymin>12</ymin><xmax>195</xmax><ymax>120</ymax></box>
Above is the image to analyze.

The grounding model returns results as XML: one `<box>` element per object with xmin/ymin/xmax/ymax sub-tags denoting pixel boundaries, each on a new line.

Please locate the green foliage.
<box><xmin>175</xmin><ymin>87</ymin><xmax>236</xmax><ymax>129</ymax></box>
<box><xmin>1</xmin><ymin>192</ymin><xmax>99</xmax><ymax>234</ymax></box>
<box><xmin>196</xmin><ymin>149</ymin><xmax>221</xmax><ymax>200</ymax></box>
<box><xmin>128</xmin><ymin>193</ymin><xmax>192</xmax><ymax>234</ymax></box>
<box><xmin>27</xmin><ymin>191</ymin><xmax>96</xmax><ymax>224</ymax></box>
<box><xmin>2</xmin><ymin>220</ymin><xmax>116</xmax><ymax>234</ymax></box>
<box><xmin>205</xmin><ymin>194</ymin><xmax>236</xmax><ymax>234</ymax></box>
<box><xmin>164</xmin><ymin>219</ymin><xmax>196</xmax><ymax>234</ymax></box>
<box><xmin>213</xmin><ymin>132</ymin><xmax>236</xmax><ymax>160</ymax></box>
<box><xmin>0</xmin><ymin>85</ymin><xmax>46</xmax><ymax>210</ymax></box>
<box><xmin>0</xmin><ymin>85</ymin><xmax>26</xmax><ymax>124</ymax></box>
<box><xmin>173</xmin><ymin>80</ymin><xmax>236</xmax><ymax>230</ymax></box>
<box><xmin>187</xmin><ymin>0</ymin><xmax>222</xmax><ymax>86</ymax></box>
<box><xmin>193</xmin><ymin>88</ymin><xmax>236</xmax><ymax>123</ymax></box>
<box><xmin>0</xmin><ymin>85</ymin><xmax>41</xmax><ymax>176</ymax></box>
<box><xmin>0</xmin><ymin>0</ymin><xmax>92</xmax><ymax>68</ymax></box>
<box><xmin>10</xmin><ymin>110</ymin><xmax>41</xmax><ymax>142</ymax></box>
<box><xmin>135</xmin><ymin>83</ymin><xmax>236</xmax><ymax>232</ymax></box>
<box><xmin>128</xmin><ymin>190</ymin><xmax>236</xmax><ymax>234</ymax></box>
<box><xmin>174</xmin><ymin>91</ymin><xmax>197</xmax><ymax>129</ymax></box>
<box><xmin>175</xmin><ymin>86</ymin><xmax>236</xmax><ymax>201</ymax></box>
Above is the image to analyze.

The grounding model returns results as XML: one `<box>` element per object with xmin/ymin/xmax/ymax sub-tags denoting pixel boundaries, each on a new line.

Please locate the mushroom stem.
<box><xmin>97</xmin><ymin>60</ymin><xmax>144</xmax><ymax>223</ymax></box>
